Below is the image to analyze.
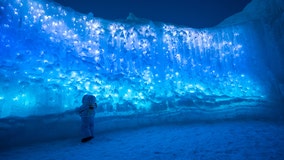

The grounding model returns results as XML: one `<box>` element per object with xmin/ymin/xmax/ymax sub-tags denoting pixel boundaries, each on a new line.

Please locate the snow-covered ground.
<box><xmin>1</xmin><ymin>120</ymin><xmax>283</xmax><ymax>160</ymax></box>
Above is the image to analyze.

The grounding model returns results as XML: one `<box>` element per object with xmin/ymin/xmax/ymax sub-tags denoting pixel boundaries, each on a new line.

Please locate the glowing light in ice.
<box><xmin>0</xmin><ymin>0</ymin><xmax>270</xmax><ymax>118</ymax></box>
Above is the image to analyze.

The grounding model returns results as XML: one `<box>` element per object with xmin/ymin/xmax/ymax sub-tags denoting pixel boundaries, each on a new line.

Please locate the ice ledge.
<box><xmin>218</xmin><ymin>0</ymin><xmax>284</xmax><ymax>26</ymax></box>
<box><xmin>1</xmin><ymin>101</ymin><xmax>283</xmax><ymax>150</ymax></box>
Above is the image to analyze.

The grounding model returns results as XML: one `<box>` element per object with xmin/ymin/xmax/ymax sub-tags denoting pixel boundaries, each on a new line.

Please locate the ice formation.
<box><xmin>0</xmin><ymin>0</ymin><xmax>283</xmax><ymax>119</ymax></box>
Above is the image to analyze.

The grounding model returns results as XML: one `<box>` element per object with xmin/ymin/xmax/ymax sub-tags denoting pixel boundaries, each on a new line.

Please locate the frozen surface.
<box><xmin>0</xmin><ymin>0</ymin><xmax>284</xmax><ymax>152</ymax></box>
<box><xmin>1</xmin><ymin>121</ymin><xmax>284</xmax><ymax>160</ymax></box>
<box><xmin>219</xmin><ymin>0</ymin><xmax>284</xmax><ymax>84</ymax></box>
<box><xmin>0</xmin><ymin>0</ymin><xmax>283</xmax><ymax>118</ymax></box>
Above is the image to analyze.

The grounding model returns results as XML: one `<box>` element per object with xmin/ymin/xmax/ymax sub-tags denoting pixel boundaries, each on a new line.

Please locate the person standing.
<box><xmin>76</xmin><ymin>94</ymin><xmax>97</xmax><ymax>142</ymax></box>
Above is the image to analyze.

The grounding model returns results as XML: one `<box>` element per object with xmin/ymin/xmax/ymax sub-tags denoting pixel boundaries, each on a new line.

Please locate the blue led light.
<box><xmin>0</xmin><ymin>0</ymin><xmax>274</xmax><ymax>118</ymax></box>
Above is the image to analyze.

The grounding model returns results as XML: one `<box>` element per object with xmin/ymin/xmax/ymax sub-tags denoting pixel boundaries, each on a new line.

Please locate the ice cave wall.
<box><xmin>0</xmin><ymin>0</ymin><xmax>283</xmax><ymax>118</ymax></box>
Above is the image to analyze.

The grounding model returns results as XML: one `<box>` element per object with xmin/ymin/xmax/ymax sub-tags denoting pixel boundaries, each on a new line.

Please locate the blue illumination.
<box><xmin>0</xmin><ymin>0</ymin><xmax>281</xmax><ymax>118</ymax></box>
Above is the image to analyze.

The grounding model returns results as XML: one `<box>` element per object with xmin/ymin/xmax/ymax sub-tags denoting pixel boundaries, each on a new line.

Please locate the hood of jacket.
<box><xmin>82</xmin><ymin>95</ymin><xmax>96</xmax><ymax>106</ymax></box>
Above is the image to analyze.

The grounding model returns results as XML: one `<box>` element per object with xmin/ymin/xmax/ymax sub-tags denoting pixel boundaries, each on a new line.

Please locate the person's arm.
<box><xmin>75</xmin><ymin>105</ymin><xmax>89</xmax><ymax>115</ymax></box>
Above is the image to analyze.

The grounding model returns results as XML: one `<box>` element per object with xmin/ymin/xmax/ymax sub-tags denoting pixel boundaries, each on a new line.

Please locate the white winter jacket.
<box><xmin>76</xmin><ymin>95</ymin><xmax>97</xmax><ymax>117</ymax></box>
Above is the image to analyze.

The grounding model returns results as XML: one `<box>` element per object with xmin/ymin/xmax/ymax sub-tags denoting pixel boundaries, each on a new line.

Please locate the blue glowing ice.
<box><xmin>0</xmin><ymin>0</ymin><xmax>283</xmax><ymax>118</ymax></box>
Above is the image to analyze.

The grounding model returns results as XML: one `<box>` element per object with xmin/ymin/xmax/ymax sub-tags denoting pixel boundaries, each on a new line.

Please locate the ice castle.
<box><xmin>0</xmin><ymin>0</ymin><xmax>283</xmax><ymax>148</ymax></box>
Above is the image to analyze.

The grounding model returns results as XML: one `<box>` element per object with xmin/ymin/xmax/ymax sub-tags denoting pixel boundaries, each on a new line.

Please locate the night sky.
<box><xmin>52</xmin><ymin>0</ymin><xmax>252</xmax><ymax>28</ymax></box>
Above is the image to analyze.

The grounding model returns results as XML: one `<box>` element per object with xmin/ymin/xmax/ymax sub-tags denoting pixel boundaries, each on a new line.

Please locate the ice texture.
<box><xmin>0</xmin><ymin>0</ymin><xmax>283</xmax><ymax>118</ymax></box>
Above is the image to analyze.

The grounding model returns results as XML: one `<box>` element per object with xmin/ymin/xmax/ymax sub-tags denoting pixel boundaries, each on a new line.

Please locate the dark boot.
<box><xmin>81</xmin><ymin>136</ymin><xmax>94</xmax><ymax>143</ymax></box>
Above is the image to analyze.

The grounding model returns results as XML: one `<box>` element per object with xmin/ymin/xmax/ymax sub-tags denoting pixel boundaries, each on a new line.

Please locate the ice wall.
<box><xmin>219</xmin><ymin>0</ymin><xmax>284</xmax><ymax>88</ymax></box>
<box><xmin>0</xmin><ymin>0</ymin><xmax>282</xmax><ymax>118</ymax></box>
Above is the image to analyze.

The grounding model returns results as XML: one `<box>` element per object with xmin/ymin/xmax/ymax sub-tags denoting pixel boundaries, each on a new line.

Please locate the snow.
<box><xmin>1</xmin><ymin>120</ymin><xmax>284</xmax><ymax>160</ymax></box>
